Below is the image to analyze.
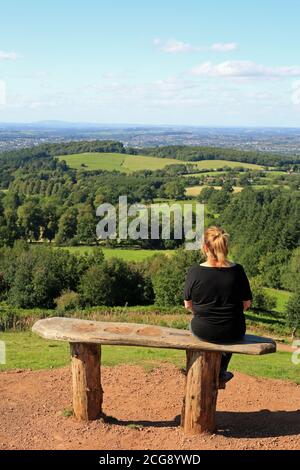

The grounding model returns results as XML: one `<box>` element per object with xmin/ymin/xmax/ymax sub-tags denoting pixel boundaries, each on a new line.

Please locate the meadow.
<box><xmin>0</xmin><ymin>331</ymin><xmax>298</xmax><ymax>384</ymax></box>
<box><xmin>58</xmin><ymin>152</ymin><xmax>264</xmax><ymax>173</ymax></box>
<box><xmin>58</xmin><ymin>152</ymin><xmax>180</xmax><ymax>172</ymax></box>
<box><xmin>63</xmin><ymin>246</ymin><xmax>173</xmax><ymax>262</ymax></box>
<box><xmin>185</xmin><ymin>185</ymin><xmax>244</xmax><ymax>197</ymax></box>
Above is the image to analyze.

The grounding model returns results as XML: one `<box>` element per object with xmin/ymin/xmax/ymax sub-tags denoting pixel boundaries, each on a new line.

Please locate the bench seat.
<box><xmin>32</xmin><ymin>317</ymin><xmax>276</xmax><ymax>355</ymax></box>
<box><xmin>32</xmin><ymin>317</ymin><xmax>276</xmax><ymax>435</ymax></box>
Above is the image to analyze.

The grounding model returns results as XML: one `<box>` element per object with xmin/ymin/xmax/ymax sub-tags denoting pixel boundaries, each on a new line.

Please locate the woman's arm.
<box><xmin>184</xmin><ymin>299</ymin><xmax>193</xmax><ymax>311</ymax></box>
<box><xmin>243</xmin><ymin>299</ymin><xmax>251</xmax><ymax>311</ymax></box>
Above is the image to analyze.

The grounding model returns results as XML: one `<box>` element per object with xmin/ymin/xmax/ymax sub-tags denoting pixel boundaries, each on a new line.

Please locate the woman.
<box><xmin>184</xmin><ymin>226</ymin><xmax>252</xmax><ymax>386</ymax></box>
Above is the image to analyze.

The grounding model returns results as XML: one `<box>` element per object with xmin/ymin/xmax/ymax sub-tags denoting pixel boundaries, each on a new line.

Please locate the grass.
<box><xmin>185</xmin><ymin>185</ymin><xmax>243</xmax><ymax>197</ymax></box>
<box><xmin>58</xmin><ymin>153</ymin><xmax>264</xmax><ymax>173</ymax></box>
<box><xmin>0</xmin><ymin>331</ymin><xmax>298</xmax><ymax>383</ymax></box>
<box><xmin>264</xmin><ymin>288</ymin><xmax>292</xmax><ymax>314</ymax></box>
<box><xmin>192</xmin><ymin>160</ymin><xmax>263</xmax><ymax>171</ymax></box>
<box><xmin>60</xmin><ymin>246</ymin><xmax>173</xmax><ymax>261</ymax></box>
<box><xmin>58</xmin><ymin>152</ymin><xmax>180</xmax><ymax>173</ymax></box>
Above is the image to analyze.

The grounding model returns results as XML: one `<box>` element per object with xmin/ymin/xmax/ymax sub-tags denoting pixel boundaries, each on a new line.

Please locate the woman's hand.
<box><xmin>243</xmin><ymin>299</ymin><xmax>251</xmax><ymax>311</ymax></box>
<box><xmin>184</xmin><ymin>300</ymin><xmax>193</xmax><ymax>312</ymax></box>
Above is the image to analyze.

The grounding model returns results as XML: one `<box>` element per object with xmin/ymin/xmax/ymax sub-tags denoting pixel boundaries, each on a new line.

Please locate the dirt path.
<box><xmin>0</xmin><ymin>364</ymin><xmax>299</xmax><ymax>450</ymax></box>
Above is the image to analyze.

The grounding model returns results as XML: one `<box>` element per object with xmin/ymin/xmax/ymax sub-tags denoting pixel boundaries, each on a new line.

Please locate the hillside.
<box><xmin>58</xmin><ymin>152</ymin><xmax>264</xmax><ymax>173</ymax></box>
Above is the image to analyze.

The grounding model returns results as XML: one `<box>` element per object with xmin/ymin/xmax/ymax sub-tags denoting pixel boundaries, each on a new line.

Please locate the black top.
<box><xmin>184</xmin><ymin>263</ymin><xmax>252</xmax><ymax>343</ymax></box>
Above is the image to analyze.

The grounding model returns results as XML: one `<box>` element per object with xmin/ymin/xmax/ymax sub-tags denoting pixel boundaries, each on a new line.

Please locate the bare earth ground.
<box><xmin>0</xmin><ymin>364</ymin><xmax>299</xmax><ymax>450</ymax></box>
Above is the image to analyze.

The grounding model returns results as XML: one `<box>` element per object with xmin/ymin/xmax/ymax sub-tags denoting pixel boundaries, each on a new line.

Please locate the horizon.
<box><xmin>1</xmin><ymin>120</ymin><xmax>300</xmax><ymax>130</ymax></box>
<box><xmin>1</xmin><ymin>0</ymin><xmax>300</xmax><ymax>126</ymax></box>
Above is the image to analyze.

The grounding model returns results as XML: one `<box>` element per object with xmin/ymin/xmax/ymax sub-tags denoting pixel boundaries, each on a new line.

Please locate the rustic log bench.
<box><xmin>32</xmin><ymin>317</ymin><xmax>276</xmax><ymax>435</ymax></box>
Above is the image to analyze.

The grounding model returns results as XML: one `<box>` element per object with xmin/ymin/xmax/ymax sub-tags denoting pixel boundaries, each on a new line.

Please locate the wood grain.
<box><xmin>181</xmin><ymin>350</ymin><xmax>222</xmax><ymax>434</ymax></box>
<box><xmin>70</xmin><ymin>343</ymin><xmax>103</xmax><ymax>421</ymax></box>
<box><xmin>33</xmin><ymin>317</ymin><xmax>276</xmax><ymax>355</ymax></box>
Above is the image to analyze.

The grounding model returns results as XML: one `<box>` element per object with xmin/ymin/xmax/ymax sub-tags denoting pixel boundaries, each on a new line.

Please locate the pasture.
<box><xmin>185</xmin><ymin>185</ymin><xmax>244</xmax><ymax>197</ymax></box>
<box><xmin>61</xmin><ymin>246</ymin><xmax>173</xmax><ymax>261</ymax></box>
<box><xmin>58</xmin><ymin>152</ymin><xmax>264</xmax><ymax>173</ymax></box>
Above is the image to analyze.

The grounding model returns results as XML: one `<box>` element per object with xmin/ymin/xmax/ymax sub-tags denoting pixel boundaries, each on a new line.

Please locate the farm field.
<box><xmin>185</xmin><ymin>185</ymin><xmax>244</xmax><ymax>197</ymax></box>
<box><xmin>192</xmin><ymin>160</ymin><xmax>264</xmax><ymax>171</ymax></box>
<box><xmin>61</xmin><ymin>246</ymin><xmax>173</xmax><ymax>261</ymax></box>
<box><xmin>58</xmin><ymin>152</ymin><xmax>264</xmax><ymax>173</ymax></box>
<box><xmin>57</xmin><ymin>152</ymin><xmax>180</xmax><ymax>172</ymax></box>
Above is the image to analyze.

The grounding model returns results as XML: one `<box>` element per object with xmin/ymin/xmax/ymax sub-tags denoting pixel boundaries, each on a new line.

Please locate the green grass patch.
<box><xmin>60</xmin><ymin>246</ymin><xmax>173</xmax><ymax>262</ymax></box>
<box><xmin>264</xmin><ymin>288</ymin><xmax>292</xmax><ymax>314</ymax></box>
<box><xmin>193</xmin><ymin>160</ymin><xmax>263</xmax><ymax>171</ymax></box>
<box><xmin>58</xmin><ymin>153</ymin><xmax>263</xmax><ymax>173</ymax></box>
<box><xmin>231</xmin><ymin>351</ymin><xmax>299</xmax><ymax>384</ymax></box>
<box><xmin>58</xmin><ymin>152</ymin><xmax>180</xmax><ymax>173</ymax></box>
<box><xmin>0</xmin><ymin>331</ymin><xmax>298</xmax><ymax>383</ymax></box>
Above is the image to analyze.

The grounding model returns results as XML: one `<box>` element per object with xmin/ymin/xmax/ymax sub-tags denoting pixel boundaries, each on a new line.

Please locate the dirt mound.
<box><xmin>0</xmin><ymin>364</ymin><xmax>299</xmax><ymax>450</ymax></box>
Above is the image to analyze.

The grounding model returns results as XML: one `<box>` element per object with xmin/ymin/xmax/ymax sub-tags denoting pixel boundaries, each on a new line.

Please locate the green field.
<box><xmin>58</xmin><ymin>152</ymin><xmax>180</xmax><ymax>172</ymax></box>
<box><xmin>62</xmin><ymin>246</ymin><xmax>173</xmax><ymax>261</ymax></box>
<box><xmin>0</xmin><ymin>331</ymin><xmax>298</xmax><ymax>383</ymax></box>
<box><xmin>264</xmin><ymin>288</ymin><xmax>292</xmax><ymax>314</ymax></box>
<box><xmin>58</xmin><ymin>152</ymin><xmax>264</xmax><ymax>173</ymax></box>
<box><xmin>185</xmin><ymin>185</ymin><xmax>243</xmax><ymax>197</ymax></box>
<box><xmin>192</xmin><ymin>160</ymin><xmax>263</xmax><ymax>171</ymax></box>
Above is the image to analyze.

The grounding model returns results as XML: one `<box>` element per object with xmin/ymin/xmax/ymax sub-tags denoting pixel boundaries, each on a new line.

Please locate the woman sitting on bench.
<box><xmin>184</xmin><ymin>226</ymin><xmax>252</xmax><ymax>386</ymax></box>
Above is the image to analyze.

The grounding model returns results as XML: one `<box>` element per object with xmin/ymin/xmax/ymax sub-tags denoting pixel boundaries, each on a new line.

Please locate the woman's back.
<box><xmin>184</xmin><ymin>262</ymin><xmax>252</xmax><ymax>342</ymax></box>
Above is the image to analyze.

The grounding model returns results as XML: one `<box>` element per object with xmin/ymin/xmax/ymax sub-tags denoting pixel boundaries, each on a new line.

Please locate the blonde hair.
<box><xmin>202</xmin><ymin>226</ymin><xmax>230</xmax><ymax>267</ymax></box>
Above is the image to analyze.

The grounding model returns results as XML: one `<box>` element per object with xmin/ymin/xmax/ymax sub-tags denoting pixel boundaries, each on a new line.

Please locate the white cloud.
<box><xmin>191</xmin><ymin>60</ymin><xmax>300</xmax><ymax>78</ymax></box>
<box><xmin>0</xmin><ymin>51</ymin><xmax>17</xmax><ymax>60</ymax></box>
<box><xmin>154</xmin><ymin>38</ymin><xmax>237</xmax><ymax>54</ymax></box>
<box><xmin>29</xmin><ymin>101</ymin><xmax>57</xmax><ymax>109</ymax></box>
<box><xmin>154</xmin><ymin>38</ymin><xmax>194</xmax><ymax>53</ymax></box>
<box><xmin>0</xmin><ymin>80</ymin><xmax>6</xmax><ymax>105</ymax></box>
<box><xmin>292</xmin><ymin>81</ymin><xmax>300</xmax><ymax>104</ymax></box>
<box><xmin>210</xmin><ymin>42</ymin><xmax>237</xmax><ymax>52</ymax></box>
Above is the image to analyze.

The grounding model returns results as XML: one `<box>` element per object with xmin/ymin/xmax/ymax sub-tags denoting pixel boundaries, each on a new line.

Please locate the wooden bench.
<box><xmin>32</xmin><ymin>317</ymin><xmax>276</xmax><ymax>435</ymax></box>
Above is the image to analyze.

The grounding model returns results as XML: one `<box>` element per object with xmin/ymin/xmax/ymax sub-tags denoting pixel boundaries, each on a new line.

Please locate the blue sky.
<box><xmin>0</xmin><ymin>0</ymin><xmax>300</xmax><ymax>126</ymax></box>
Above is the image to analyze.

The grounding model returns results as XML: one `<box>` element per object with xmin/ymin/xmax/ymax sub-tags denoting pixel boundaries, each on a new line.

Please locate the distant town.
<box><xmin>1</xmin><ymin>122</ymin><xmax>300</xmax><ymax>154</ymax></box>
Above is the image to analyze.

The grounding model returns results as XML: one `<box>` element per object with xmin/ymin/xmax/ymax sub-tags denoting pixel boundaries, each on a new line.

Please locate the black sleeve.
<box><xmin>183</xmin><ymin>266</ymin><xmax>196</xmax><ymax>301</ymax></box>
<box><xmin>239</xmin><ymin>265</ymin><xmax>253</xmax><ymax>300</ymax></box>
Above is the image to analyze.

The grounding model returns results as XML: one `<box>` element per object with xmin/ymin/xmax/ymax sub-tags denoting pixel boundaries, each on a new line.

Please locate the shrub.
<box><xmin>55</xmin><ymin>290</ymin><xmax>81</xmax><ymax>313</ymax></box>
<box><xmin>251</xmin><ymin>278</ymin><xmax>277</xmax><ymax>312</ymax></box>
<box><xmin>285</xmin><ymin>290</ymin><xmax>300</xmax><ymax>337</ymax></box>
<box><xmin>152</xmin><ymin>249</ymin><xmax>202</xmax><ymax>306</ymax></box>
<box><xmin>79</xmin><ymin>265</ymin><xmax>112</xmax><ymax>307</ymax></box>
<box><xmin>79</xmin><ymin>258</ymin><xmax>153</xmax><ymax>307</ymax></box>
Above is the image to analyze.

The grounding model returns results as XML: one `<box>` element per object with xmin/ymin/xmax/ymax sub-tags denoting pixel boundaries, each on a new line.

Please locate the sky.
<box><xmin>0</xmin><ymin>0</ymin><xmax>300</xmax><ymax>126</ymax></box>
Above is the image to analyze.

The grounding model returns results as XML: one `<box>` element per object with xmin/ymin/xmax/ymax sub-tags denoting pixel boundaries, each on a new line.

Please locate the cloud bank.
<box><xmin>154</xmin><ymin>38</ymin><xmax>237</xmax><ymax>54</ymax></box>
<box><xmin>0</xmin><ymin>51</ymin><xmax>17</xmax><ymax>60</ymax></box>
<box><xmin>191</xmin><ymin>60</ymin><xmax>300</xmax><ymax>78</ymax></box>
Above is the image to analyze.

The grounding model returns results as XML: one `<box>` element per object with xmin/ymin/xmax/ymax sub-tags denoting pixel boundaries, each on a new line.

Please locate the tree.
<box><xmin>209</xmin><ymin>188</ymin><xmax>231</xmax><ymax>214</ymax></box>
<box><xmin>55</xmin><ymin>207</ymin><xmax>78</xmax><ymax>245</ymax></box>
<box><xmin>152</xmin><ymin>249</ymin><xmax>203</xmax><ymax>306</ymax></box>
<box><xmin>163</xmin><ymin>181</ymin><xmax>186</xmax><ymax>200</ymax></box>
<box><xmin>285</xmin><ymin>290</ymin><xmax>300</xmax><ymax>339</ymax></box>
<box><xmin>250</xmin><ymin>278</ymin><xmax>277</xmax><ymax>312</ymax></box>
<box><xmin>197</xmin><ymin>186</ymin><xmax>216</xmax><ymax>204</ymax></box>
<box><xmin>76</xmin><ymin>205</ymin><xmax>96</xmax><ymax>245</ymax></box>
<box><xmin>281</xmin><ymin>247</ymin><xmax>300</xmax><ymax>292</ymax></box>
<box><xmin>41</xmin><ymin>201</ymin><xmax>59</xmax><ymax>242</ymax></box>
<box><xmin>5</xmin><ymin>247</ymin><xmax>82</xmax><ymax>308</ymax></box>
<box><xmin>79</xmin><ymin>258</ymin><xmax>152</xmax><ymax>307</ymax></box>
<box><xmin>17</xmin><ymin>199</ymin><xmax>43</xmax><ymax>241</ymax></box>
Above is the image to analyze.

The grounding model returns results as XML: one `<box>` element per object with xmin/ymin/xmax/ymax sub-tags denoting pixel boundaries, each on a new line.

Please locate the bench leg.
<box><xmin>181</xmin><ymin>350</ymin><xmax>222</xmax><ymax>435</ymax></box>
<box><xmin>70</xmin><ymin>342</ymin><xmax>103</xmax><ymax>421</ymax></box>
